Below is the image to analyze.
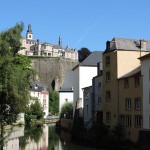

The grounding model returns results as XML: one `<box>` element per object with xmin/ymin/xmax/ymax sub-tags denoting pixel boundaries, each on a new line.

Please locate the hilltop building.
<box><xmin>19</xmin><ymin>24</ymin><xmax>78</xmax><ymax>61</ymax></box>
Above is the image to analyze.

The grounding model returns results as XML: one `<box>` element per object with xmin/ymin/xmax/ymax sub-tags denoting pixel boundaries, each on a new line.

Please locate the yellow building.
<box><xmin>118</xmin><ymin>67</ymin><xmax>142</xmax><ymax>142</ymax></box>
<box><xmin>103</xmin><ymin>38</ymin><xmax>150</xmax><ymax>142</ymax></box>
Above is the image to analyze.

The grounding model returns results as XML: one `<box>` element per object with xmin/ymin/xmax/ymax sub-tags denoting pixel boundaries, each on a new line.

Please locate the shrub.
<box><xmin>61</xmin><ymin>102</ymin><xmax>73</xmax><ymax>115</ymax></box>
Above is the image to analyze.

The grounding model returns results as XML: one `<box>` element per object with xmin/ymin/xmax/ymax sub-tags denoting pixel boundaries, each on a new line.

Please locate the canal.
<box><xmin>3</xmin><ymin>124</ymin><xmax>101</xmax><ymax>150</ymax></box>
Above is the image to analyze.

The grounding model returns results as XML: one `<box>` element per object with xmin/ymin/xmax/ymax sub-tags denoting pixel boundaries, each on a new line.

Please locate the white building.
<box><xmin>60</xmin><ymin>51</ymin><xmax>102</xmax><ymax>117</ymax></box>
<box><xmin>82</xmin><ymin>62</ymin><xmax>103</xmax><ymax>129</ymax></box>
<box><xmin>92</xmin><ymin>62</ymin><xmax>103</xmax><ymax>123</ymax></box>
<box><xmin>29</xmin><ymin>84</ymin><xmax>49</xmax><ymax>118</ymax></box>
<box><xmin>59</xmin><ymin>87</ymin><xmax>74</xmax><ymax>113</ymax></box>
<box><xmin>140</xmin><ymin>53</ymin><xmax>150</xmax><ymax>129</ymax></box>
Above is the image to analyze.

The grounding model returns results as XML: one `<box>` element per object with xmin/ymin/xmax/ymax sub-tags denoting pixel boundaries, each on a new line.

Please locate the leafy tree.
<box><xmin>49</xmin><ymin>91</ymin><xmax>59</xmax><ymax>114</ymax></box>
<box><xmin>78</xmin><ymin>47</ymin><xmax>91</xmax><ymax>62</ymax></box>
<box><xmin>61</xmin><ymin>102</ymin><xmax>73</xmax><ymax>115</ymax></box>
<box><xmin>112</xmin><ymin>123</ymin><xmax>124</xmax><ymax>141</ymax></box>
<box><xmin>0</xmin><ymin>23</ymin><xmax>35</xmax><ymax>146</ymax></box>
<box><xmin>30</xmin><ymin>99</ymin><xmax>44</xmax><ymax>119</ymax></box>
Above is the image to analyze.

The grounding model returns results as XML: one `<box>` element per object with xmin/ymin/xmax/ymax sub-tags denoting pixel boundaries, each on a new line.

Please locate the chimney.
<box><xmin>140</xmin><ymin>39</ymin><xmax>146</xmax><ymax>50</ymax></box>
<box><xmin>97</xmin><ymin>62</ymin><xmax>101</xmax><ymax>76</ymax></box>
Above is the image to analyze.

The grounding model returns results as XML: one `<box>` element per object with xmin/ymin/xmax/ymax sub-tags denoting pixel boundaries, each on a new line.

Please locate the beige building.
<box><xmin>103</xmin><ymin>38</ymin><xmax>150</xmax><ymax>142</ymax></box>
<box><xmin>19</xmin><ymin>24</ymin><xmax>37</xmax><ymax>55</ymax></box>
<box><xmin>118</xmin><ymin>67</ymin><xmax>142</xmax><ymax>142</ymax></box>
<box><xmin>19</xmin><ymin>25</ymin><xmax>78</xmax><ymax>61</ymax></box>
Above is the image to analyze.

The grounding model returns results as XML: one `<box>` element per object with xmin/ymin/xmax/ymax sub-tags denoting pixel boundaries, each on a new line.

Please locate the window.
<box><xmin>86</xmin><ymin>105</ymin><xmax>88</xmax><ymax>115</ymax></box>
<box><xmin>43</xmin><ymin>94</ymin><xmax>46</xmax><ymax>99</ymax></box>
<box><xmin>149</xmin><ymin>68</ymin><xmax>150</xmax><ymax>81</ymax></box>
<box><xmin>106</xmin><ymin>91</ymin><xmax>111</xmax><ymax>102</ymax></box>
<box><xmin>135</xmin><ymin>97</ymin><xmax>141</xmax><ymax>111</ymax></box>
<box><xmin>124</xmin><ymin>78</ymin><xmax>129</xmax><ymax>88</ymax></box>
<box><xmin>135</xmin><ymin>77</ymin><xmax>140</xmax><ymax>87</ymax></box>
<box><xmin>135</xmin><ymin>115</ymin><xmax>142</xmax><ymax>127</ymax></box>
<box><xmin>106</xmin><ymin>56</ymin><xmax>110</xmax><ymax>66</ymax></box>
<box><xmin>125</xmin><ymin>98</ymin><xmax>131</xmax><ymax>111</ymax></box>
<box><xmin>98</xmin><ymin>82</ymin><xmax>101</xmax><ymax>87</ymax></box>
<box><xmin>43</xmin><ymin>99</ymin><xmax>46</xmax><ymax>105</ymax></box>
<box><xmin>29</xmin><ymin>35</ymin><xmax>31</xmax><ymax>38</ymax></box>
<box><xmin>98</xmin><ymin>97</ymin><xmax>101</xmax><ymax>103</ymax></box>
<box><xmin>85</xmin><ymin>92</ymin><xmax>89</xmax><ymax>100</ymax></box>
<box><xmin>126</xmin><ymin>115</ymin><xmax>131</xmax><ymax>127</ymax></box>
<box><xmin>106</xmin><ymin>112</ymin><xmax>111</xmax><ymax>124</ymax></box>
<box><xmin>106</xmin><ymin>72</ymin><xmax>111</xmax><ymax>81</ymax></box>
<box><xmin>149</xmin><ymin>115</ymin><xmax>150</xmax><ymax>128</ymax></box>
<box><xmin>43</xmin><ymin>45</ymin><xmax>46</xmax><ymax>49</ymax></box>
<box><xmin>120</xmin><ymin>115</ymin><xmax>125</xmax><ymax>125</ymax></box>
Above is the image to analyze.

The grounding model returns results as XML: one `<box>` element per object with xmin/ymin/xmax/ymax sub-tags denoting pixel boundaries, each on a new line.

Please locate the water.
<box><xmin>2</xmin><ymin>124</ymin><xmax>100</xmax><ymax>150</ymax></box>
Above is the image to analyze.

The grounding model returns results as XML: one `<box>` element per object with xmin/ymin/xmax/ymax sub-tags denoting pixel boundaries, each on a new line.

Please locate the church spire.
<box><xmin>58</xmin><ymin>35</ymin><xmax>62</xmax><ymax>47</ymax></box>
<box><xmin>26</xmin><ymin>24</ymin><xmax>33</xmax><ymax>40</ymax></box>
<box><xmin>27</xmin><ymin>24</ymin><xmax>32</xmax><ymax>33</ymax></box>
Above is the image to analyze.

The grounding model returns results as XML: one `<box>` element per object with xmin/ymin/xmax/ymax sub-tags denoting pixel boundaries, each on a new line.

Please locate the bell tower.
<box><xmin>26</xmin><ymin>24</ymin><xmax>33</xmax><ymax>40</ymax></box>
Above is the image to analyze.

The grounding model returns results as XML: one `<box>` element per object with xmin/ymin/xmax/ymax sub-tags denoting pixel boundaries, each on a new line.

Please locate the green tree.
<box><xmin>0</xmin><ymin>23</ymin><xmax>35</xmax><ymax>147</ymax></box>
<box><xmin>30</xmin><ymin>99</ymin><xmax>44</xmax><ymax>119</ymax></box>
<box><xmin>61</xmin><ymin>102</ymin><xmax>73</xmax><ymax>115</ymax></box>
<box><xmin>78</xmin><ymin>47</ymin><xmax>91</xmax><ymax>62</ymax></box>
<box><xmin>49</xmin><ymin>91</ymin><xmax>59</xmax><ymax>114</ymax></box>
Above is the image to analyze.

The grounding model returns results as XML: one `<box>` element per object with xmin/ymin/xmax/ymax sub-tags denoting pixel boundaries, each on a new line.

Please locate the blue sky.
<box><xmin>0</xmin><ymin>0</ymin><xmax>150</xmax><ymax>51</ymax></box>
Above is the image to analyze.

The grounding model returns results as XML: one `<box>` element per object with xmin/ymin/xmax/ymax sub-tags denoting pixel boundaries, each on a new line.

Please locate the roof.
<box><xmin>118</xmin><ymin>66</ymin><xmax>141</xmax><ymax>79</ymax></box>
<box><xmin>82</xmin><ymin>86</ymin><xmax>92</xmax><ymax>90</ymax></box>
<box><xmin>80</xmin><ymin>51</ymin><xmax>103</xmax><ymax>66</ymax></box>
<box><xmin>139</xmin><ymin>53</ymin><xmax>150</xmax><ymax>61</ymax></box>
<box><xmin>53</xmin><ymin>44</ymin><xmax>62</xmax><ymax>49</ymax></box>
<box><xmin>29</xmin><ymin>83</ymin><xmax>49</xmax><ymax>92</ymax></box>
<box><xmin>59</xmin><ymin>87</ymin><xmax>74</xmax><ymax>92</ymax></box>
<box><xmin>104</xmin><ymin>38</ymin><xmax>150</xmax><ymax>53</ymax></box>
<box><xmin>65</xmin><ymin>49</ymin><xmax>76</xmax><ymax>53</ymax></box>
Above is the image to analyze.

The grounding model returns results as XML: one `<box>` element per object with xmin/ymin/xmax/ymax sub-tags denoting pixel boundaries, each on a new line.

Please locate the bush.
<box><xmin>61</xmin><ymin>102</ymin><xmax>73</xmax><ymax>115</ymax></box>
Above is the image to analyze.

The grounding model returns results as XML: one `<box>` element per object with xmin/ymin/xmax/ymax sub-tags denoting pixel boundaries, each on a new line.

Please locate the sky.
<box><xmin>0</xmin><ymin>0</ymin><xmax>150</xmax><ymax>51</ymax></box>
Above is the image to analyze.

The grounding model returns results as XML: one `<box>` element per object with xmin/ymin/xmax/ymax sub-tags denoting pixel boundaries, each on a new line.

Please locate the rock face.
<box><xmin>30</xmin><ymin>57</ymin><xmax>78</xmax><ymax>91</ymax></box>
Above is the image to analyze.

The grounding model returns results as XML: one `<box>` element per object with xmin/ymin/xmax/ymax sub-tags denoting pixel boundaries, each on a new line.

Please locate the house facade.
<box><xmin>140</xmin><ymin>54</ymin><xmax>150</xmax><ymax>129</ymax></box>
<box><xmin>118</xmin><ymin>68</ymin><xmax>143</xmax><ymax>142</ymax></box>
<box><xmin>59</xmin><ymin>87</ymin><xmax>74</xmax><ymax>113</ymax></box>
<box><xmin>92</xmin><ymin>64</ymin><xmax>103</xmax><ymax>123</ymax></box>
<box><xmin>83</xmin><ymin>86</ymin><xmax>93</xmax><ymax>129</ymax></box>
<box><xmin>60</xmin><ymin>51</ymin><xmax>102</xmax><ymax>118</ymax></box>
<box><xmin>103</xmin><ymin>38</ymin><xmax>150</xmax><ymax>142</ymax></box>
<box><xmin>29</xmin><ymin>84</ymin><xmax>49</xmax><ymax>118</ymax></box>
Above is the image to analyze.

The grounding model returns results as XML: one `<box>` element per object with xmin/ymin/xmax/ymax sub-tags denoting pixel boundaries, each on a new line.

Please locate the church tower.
<box><xmin>26</xmin><ymin>24</ymin><xmax>33</xmax><ymax>40</ymax></box>
<box><xmin>58</xmin><ymin>35</ymin><xmax>62</xmax><ymax>47</ymax></box>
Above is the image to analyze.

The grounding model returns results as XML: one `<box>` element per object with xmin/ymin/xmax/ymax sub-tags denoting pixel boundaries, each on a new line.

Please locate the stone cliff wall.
<box><xmin>30</xmin><ymin>57</ymin><xmax>78</xmax><ymax>91</ymax></box>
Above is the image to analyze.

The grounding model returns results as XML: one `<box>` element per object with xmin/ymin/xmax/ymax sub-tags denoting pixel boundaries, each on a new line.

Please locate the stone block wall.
<box><xmin>30</xmin><ymin>57</ymin><xmax>78</xmax><ymax>91</ymax></box>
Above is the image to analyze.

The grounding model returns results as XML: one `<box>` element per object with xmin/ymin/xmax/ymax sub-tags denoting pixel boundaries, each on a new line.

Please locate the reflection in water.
<box><xmin>3</xmin><ymin>124</ymin><xmax>99</xmax><ymax>150</ymax></box>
